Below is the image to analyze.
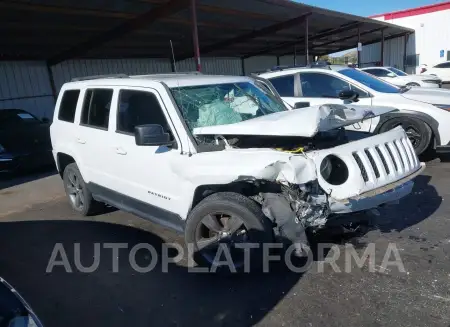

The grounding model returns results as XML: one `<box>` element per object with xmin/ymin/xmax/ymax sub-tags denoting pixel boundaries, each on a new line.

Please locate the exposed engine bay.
<box><xmin>195</xmin><ymin>127</ymin><xmax>367</xmax><ymax>153</ymax></box>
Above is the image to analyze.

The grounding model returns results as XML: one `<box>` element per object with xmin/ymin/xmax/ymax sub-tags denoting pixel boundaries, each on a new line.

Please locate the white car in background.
<box><xmin>257</xmin><ymin>65</ymin><xmax>450</xmax><ymax>155</ymax></box>
<box><xmin>420</xmin><ymin>61</ymin><xmax>450</xmax><ymax>83</ymax></box>
<box><xmin>361</xmin><ymin>66</ymin><xmax>442</xmax><ymax>88</ymax></box>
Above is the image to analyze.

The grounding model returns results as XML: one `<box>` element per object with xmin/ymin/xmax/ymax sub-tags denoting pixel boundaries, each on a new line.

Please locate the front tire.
<box><xmin>378</xmin><ymin>117</ymin><xmax>432</xmax><ymax>155</ymax></box>
<box><xmin>63</xmin><ymin>163</ymin><xmax>102</xmax><ymax>216</ymax></box>
<box><xmin>406</xmin><ymin>82</ymin><xmax>420</xmax><ymax>87</ymax></box>
<box><xmin>185</xmin><ymin>192</ymin><xmax>273</xmax><ymax>271</ymax></box>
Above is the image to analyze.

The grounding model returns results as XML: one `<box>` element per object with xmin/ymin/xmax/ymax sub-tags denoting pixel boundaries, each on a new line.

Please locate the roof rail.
<box><xmin>175</xmin><ymin>71</ymin><xmax>203</xmax><ymax>75</ymax></box>
<box><xmin>132</xmin><ymin>71</ymin><xmax>203</xmax><ymax>78</ymax></box>
<box><xmin>251</xmin><ymin>65</ymin><xmax>303</xmax><ymax>75</ymax></box>
<box><xmin>70</xmin><ymin>74</ymin><xmax>129</xmax><ymax>82</ymax></box>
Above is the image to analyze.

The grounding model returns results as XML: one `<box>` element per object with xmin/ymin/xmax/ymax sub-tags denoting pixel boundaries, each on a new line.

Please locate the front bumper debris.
<box><xmin>328</xmin><ymin>163</ymin><xmax>424</xmax><ymax>214</ymax></box>
<box><xmin>329</xmin><ymin>180</ymin><xmax>415</xmax><ymax>214</ymax></box>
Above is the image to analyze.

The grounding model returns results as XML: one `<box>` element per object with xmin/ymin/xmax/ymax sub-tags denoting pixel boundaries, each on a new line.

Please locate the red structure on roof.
<box><xmin>370</xmin><ymin>1</ymin><xmax>450</xmax><ymax>20</ymax></box>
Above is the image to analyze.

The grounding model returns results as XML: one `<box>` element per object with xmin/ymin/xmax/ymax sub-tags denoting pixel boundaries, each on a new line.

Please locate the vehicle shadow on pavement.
<box><xmin>374</xmin><ymin>174</ymin><xmax>442</xmax><ymax>233</ymax></box>
<box><xmin>0</xmin><ymin>167</ymin><xmax>57</xmax><ymax>190</ymax></box>
<box><xmin>0</xmin><ymin>220</ymin><xmax>303</xmax><ymax>327</ymax></box>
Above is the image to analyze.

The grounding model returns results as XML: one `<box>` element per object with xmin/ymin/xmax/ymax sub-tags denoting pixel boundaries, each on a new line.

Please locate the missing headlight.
<box><xmin>320</xmin><ymin>155</ymin><xmax>348</xmax><ymax>185</ymax></box>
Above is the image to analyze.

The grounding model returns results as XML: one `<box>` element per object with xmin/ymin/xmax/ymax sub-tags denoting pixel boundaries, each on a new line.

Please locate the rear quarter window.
<box><xmin>268</xmin><ymin>75</ymin><xmax>295</xmax><ymax>97</ymax></box>
<box><xmin>58</xmin><ymin>90</ymin><xmax>80</xmax><ymax>123</ymax></box>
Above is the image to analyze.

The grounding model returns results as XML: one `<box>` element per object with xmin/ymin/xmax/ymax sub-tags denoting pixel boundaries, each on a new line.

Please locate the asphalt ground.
<box><xmin>0</xmin><ymin>157</ymin><xmax>450</xmax><ymax>327</ymax></box>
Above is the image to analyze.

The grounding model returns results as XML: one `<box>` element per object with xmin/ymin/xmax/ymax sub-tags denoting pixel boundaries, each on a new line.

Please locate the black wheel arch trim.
<box><xmin>373</xmin><ymin>111</ymin><xmax>440</xmax><ymax>146</ymax></box>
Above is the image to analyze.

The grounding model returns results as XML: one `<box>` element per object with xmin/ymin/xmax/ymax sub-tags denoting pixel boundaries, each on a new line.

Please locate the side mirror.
<box><xmin>387</xmin><ymin>72</ymin><xmax>396</xmax><ymax>78</ymax></box>
<box><xmin>338</xmin><ymin>89</ymin><xmax>359</xmax><ymax>102</ymax></box>
<box><xmin>42</xmin><ymin>117</ymin><xmax>50</xmax><ymax>123</ymax></box>
<box><xmin>294</xmin><ymin>102</ymin><xmax>310</xmax><ymax>109</ymax></box>
<box><xmin>135</xmin><ymin>124</ymin><xmax>173</xmax><ymax>146</ymax></box>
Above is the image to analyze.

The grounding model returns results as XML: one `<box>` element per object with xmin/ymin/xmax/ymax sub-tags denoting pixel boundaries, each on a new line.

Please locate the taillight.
<box><xmin>420</xmin><ymin>67</ymin><xmax>427</xmax><ymax>73</ymax></box>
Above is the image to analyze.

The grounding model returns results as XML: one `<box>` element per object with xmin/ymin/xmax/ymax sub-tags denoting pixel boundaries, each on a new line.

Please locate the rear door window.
<box><xmin>80</xmin><ymin>89</ymin><xmax>113</xmax><ymax>130</ymax></box>
<box><xmin>299</xmin><ymin>72</ymin><xmax>350</xmax><ymax>98</ymax></box>
<box><xmin>268</xmin><ymin>75</ymin><xmax>295</xmax><ymax>97</ymax></box>
<box><xmin>58</xmin><ymin>90</ymin><xmax>80</xmax><ymax>123</ymax></box>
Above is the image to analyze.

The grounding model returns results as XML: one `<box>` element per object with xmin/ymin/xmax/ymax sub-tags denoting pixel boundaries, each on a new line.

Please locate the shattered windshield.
<box><xmin>171</xmin><ymin>82</ymin><xmax>286</xmax><ymax>131</ymax></box>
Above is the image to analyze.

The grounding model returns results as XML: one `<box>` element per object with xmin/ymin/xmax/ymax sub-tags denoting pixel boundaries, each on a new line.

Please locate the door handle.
<box><xmin>76</xmin><ymin>138</ymin><xmax>86</xmax><ymax>144</ymax></box>
<box><xmin>115</xmin><ymin>147</ymin><xmax>127</xmax><ymax>155</ymax></box>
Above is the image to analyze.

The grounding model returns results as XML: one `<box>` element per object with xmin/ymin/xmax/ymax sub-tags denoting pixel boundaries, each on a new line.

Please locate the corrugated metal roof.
<box><xmin>0</xmin><ymin>0</ymin><xmax>412</xmax><ymax>62</ymax></box>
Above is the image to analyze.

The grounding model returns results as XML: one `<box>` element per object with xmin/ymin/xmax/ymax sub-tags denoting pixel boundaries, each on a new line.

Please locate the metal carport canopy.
<box><xmin>0</xmin><ymin>0</ymin><xmax>413</xmax><ymax>64</ymax></box>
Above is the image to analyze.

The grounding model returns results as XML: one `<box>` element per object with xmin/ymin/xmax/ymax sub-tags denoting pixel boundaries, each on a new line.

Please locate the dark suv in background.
<box><xmin>0</xmin><ymin>109</ymin><xmax>53</xmax><ymax>174</ymax></box>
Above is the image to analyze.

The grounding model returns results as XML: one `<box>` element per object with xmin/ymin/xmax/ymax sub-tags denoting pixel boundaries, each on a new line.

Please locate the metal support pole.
<box><xmin>241</xmin><ymin>58</ymin><xmax>246</xmax><ymax>76</ymax></box>
<box><xmin>191</xmin><ymin>0</ymin><xmax>201</xmax><ymax>72</ymax></box>
<box><xmin>46</xmin><ymin>61</ymin><xmax>57</xmax><ymax>104</ymax></box>
<box><xmin>357</xmin><ymin>27</ymin><xmax>361</xmax><ymax>67</ymax></box>
<box><xmin>276</xmin><ymin>56</ymin><xmax>280</xmax><ymax>66</ymax></box>
<box><xmin>403</xmin><ymin>33</ymin><xmax>409</xmax><ymax>72</ymax></box>
<box><xmin>380</xmin><ymin>29</ymin><xmax>385</xmax><ymax>66</ymax></box>
<box><xmin>294</xmin><ymin>44</ymin><xmax>297</xmax><ymax>66</ymax></box>
<box><xmin>305</xmin><ymin>16</ymin><xmax>309</xmax><ymax>65</ymax></box>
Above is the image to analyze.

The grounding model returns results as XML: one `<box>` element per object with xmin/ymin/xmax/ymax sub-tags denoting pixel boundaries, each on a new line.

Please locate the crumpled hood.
<box><xmin>401</xmin><ymin>87</ymin><xmax>450</xmax><ymax>104</ymax></box>
<box><xmin>171</xmin><ymin>148</ymin><xmax>317</xmax><ymax>186</ymax></box>
<box><xmin>193</xmin><ymin>104</ymin><xmax>397</xmax><ymax>138</ymax></box>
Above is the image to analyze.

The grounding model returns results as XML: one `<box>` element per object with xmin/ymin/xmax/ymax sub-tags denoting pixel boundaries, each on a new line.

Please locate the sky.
<box><xmin>297</xmin><ymin>0</ymin><xmax>447</xmax><ymax>17</ymax></box>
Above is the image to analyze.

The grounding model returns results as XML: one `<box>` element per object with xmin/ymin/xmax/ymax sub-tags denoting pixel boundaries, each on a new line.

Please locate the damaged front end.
<box><xmin>257</xmin><ymin>181</ymin><xmax>329</xmax><ymax>252</ymax></box>
<box><xmin>185</xmin><ymin>105</ymin><xmax>424</xmax><ymax>255</ymax></box>
<box><xmin>225</xmin><ymin>127</ymin><xmax>424</xmax><ymax>253</ymax></box>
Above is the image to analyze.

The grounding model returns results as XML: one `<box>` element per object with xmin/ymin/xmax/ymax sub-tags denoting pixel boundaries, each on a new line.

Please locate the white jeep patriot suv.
<box><xmin>50</xmin><ymin>73</ymin><xmax>424</xmax><ymax>269</ymax></box>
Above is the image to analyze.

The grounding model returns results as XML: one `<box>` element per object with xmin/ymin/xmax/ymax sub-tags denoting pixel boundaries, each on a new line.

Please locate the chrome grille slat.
<box><xmin>356</xmin><ymin>150</ymin><xmax>376</xmax><ymax>183</ymax></box>
<box><xmin>352</xmin><ymin>152</ymin><xmax>368</xmax><ymax>182</ymax></box>
<box><xmin>393</xmin><ymin>141</ymin><xmax>406</xmax><ymax>170</ymax></box>
<box><xmin>403</xmin><ymin>137</ymin><xmax>418</xmax><ymax>167</ymax></box>
<box><xmin>364</xmin><ymin>149</ymin><xmax>380</xmax><ymax>178</ymax></box>
<box><xmin>386</xmin><ymin>142</ymin><xmax>404</xmax><ymax>174</ymax></box>
<box><xmin>395</xmin><ymin>139</ymin><xmax>410</xmax><ymax>171</ymax></box>
<box><xmin>377</xmin><ymin>144</ymin><xmax>396</xmax><ymax>175</ymax></box>
<box><xmin>400</xmin><ymin>138</ymin><xmax>415</xmax><ymax>169</ymax></box>
<box><xmin>368</xmin><ymin>147</ymin><xmax>387</xmax><ymax>179</ymax></box>
<box><xmin>375</xmin><ymin>146</ymin><xmax>390</xmax><ymax>175</ymax></box>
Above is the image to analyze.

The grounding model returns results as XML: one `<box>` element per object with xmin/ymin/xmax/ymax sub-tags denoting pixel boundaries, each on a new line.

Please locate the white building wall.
<box><xmin>366</xmin><ymin>7</ymin><xmax>450</xmax><ymax>73</ymax></box>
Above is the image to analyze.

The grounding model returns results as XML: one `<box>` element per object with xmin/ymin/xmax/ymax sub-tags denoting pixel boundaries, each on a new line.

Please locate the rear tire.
<box><xmin>63</xmin><ymin>163</ymin><xmax>102</xmax><ymax>216</ymax></box>
<box><xmin>378</xmin><ymin>117</ymin><xmax>432</xmax><ymax>155</ymax></box>
<box><xmin>185</xmin><ymin>192</ymin><xmax>273</xmax><ymax>272</ymax></box>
